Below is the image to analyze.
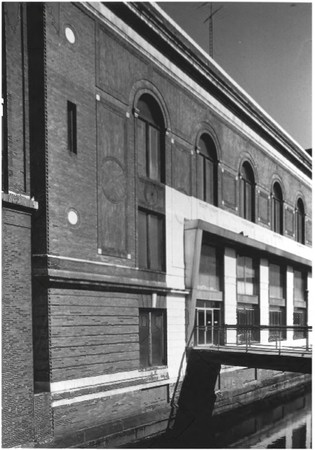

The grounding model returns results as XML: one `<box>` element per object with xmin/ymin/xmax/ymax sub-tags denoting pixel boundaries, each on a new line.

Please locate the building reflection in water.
<box><xmin>217</xmin><ymin>391</ymin><xmax>312</xmax><ymax>448</ymax></box>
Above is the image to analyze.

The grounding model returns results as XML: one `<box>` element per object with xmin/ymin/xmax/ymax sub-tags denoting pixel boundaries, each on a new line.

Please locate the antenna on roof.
<box><xmin>198</xmin><ymin>2</ymin><xmax>224</xmax><ymax>59</ymax></box>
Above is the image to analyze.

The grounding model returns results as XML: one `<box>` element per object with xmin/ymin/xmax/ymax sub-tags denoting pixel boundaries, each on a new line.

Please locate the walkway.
<box><xmin>193</xmin><ymin>325</ymin><xmax>312</xmax><ymax>374</ymax></box>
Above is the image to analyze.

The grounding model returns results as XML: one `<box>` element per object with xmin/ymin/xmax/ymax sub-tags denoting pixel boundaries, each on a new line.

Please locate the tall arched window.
<box><xmin>197</xmin><ymin>133</ymin><xmax>217</xmax><ymax>205</ymax></box>
<box><xmin>137</xmin><ymin>94</ymin><xmax>165</xmax><ymax>183</ymax></box>
<box><xmin>240</xmin><ymin>162</ymin><xmax>255</xmax><ymax>222</ymax></box>
<box><xmin>296</xmin><ymin>198</ymin><xmax>305</xmax><ymax>244</ymax></box>
<box><xmin>271</xmin><ymin>182</ymin><xmax>283</xmax><ymax>234</ymax></box>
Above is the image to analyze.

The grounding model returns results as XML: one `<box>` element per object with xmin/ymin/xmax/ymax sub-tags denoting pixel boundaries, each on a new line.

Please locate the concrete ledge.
<box><xmin>193</xmin><ymin>348</ymin><xmax>312</xmax><ymax>374</ymax></box>
<box><xmin>2</xmin><ymin>191</ymin><xmax>38</xmax><ymax>210</ymax></box>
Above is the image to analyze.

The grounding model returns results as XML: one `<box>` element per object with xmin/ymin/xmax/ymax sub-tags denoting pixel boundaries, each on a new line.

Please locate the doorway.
<box><xmin>196</xmin><ymin>307</ymin><xmax>221</xmax><ymax>345</ymax></box>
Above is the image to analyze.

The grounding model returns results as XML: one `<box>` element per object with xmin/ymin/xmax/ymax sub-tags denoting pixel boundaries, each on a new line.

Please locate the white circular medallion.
<box><xmin>65</xmin><ymin>27</ymin><xmax>76</xmax><ymax>44</ymax></box>
<box><xmin>68</xmin><ymin>209</ymin><xmax>78</xmax><ymax>225</ymax></box>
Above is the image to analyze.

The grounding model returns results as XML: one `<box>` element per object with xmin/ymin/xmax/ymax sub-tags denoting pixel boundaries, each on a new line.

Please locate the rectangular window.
<box><xmin>197</xmin><ymin>156</ymin><xmax>204</xmax><ymax>200</ymax></box>
<box><xmin>296</xmin><ymin>212</ymin><xmax>304</xmax><ymax>244</ymax></box>
<box><xmin>245</xmin><ymin>181</ymin><xmax>252</xmax><ymax>220</ymax></box>
<box><xmin>199</xmin><ymin>244</ymin><xmax>221</xmax><ymax>291</ymax></box>
<box><xmin>137</xmin><ymin>118</ymin><xmax>163</xmax><ymax>182</ymax></box>
<box><xmin>138</xmin><ymin>210</ymin><xmax>148</xmax><ymax>268</ymax></box>
<box><xmin>237</xmin><ymin>256</ymin><xmax>258</xmax><ymax>296</ymax></box>
<box><xmin>269</xmin><ymin>307</ymin><xmax>286</xmax><ymax>341</ymax></box>
<box><xmin>67</xmin><ymin>101</ymin><xmax>77</xmax><ymax>154</ymax></box>
<box><xmin>269</xmin><ymin>264</ymin><xmax>285</xmax><ymax>299</ymax></box>
<box><xmin>138</xmin><ymin>209</ymin><xmax>165</xmax><ymax>271</ymax></box>
<box><xmin>148</xmin><ymin>125</ymin><xmax>161</xmax><ymax>181</ymax></box>
<box><xmin>294</xmin><ymin>270</ymin><xmax>306</xmax><ymax>301</ymax></box>
<box><xmin>293</xmin><ymin>308</ymin><xmax>307</xmax><ymax>339</ymax></box>
<box><xmin>237</xmin><ymin>305</ymin><xmax>259</xmax><ymax>342</ymax></box>
<box><xmin>137</xmin><ymin>119</ymin><xmax>146</xmax><ymax>178</ymax></box>
<box><xmin>273</xmin><ymin>198</ymin><xmax>281</xmax><ymax>233</ymax></box>
<box><xmin>204</xmin><ymin>158</ymin><xmax>214</xmax><ymax>204</ymax></box>
<box><xmin>139</xmin><ymin>309</ymin><xmax>166</xmax><ymax>368</ymax></box>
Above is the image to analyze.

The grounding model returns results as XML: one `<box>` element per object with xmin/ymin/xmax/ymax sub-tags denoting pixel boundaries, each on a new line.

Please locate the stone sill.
<box><xmin>2</xmin><ymin>191</ymin><xmax>38</xmax><ymax>210</ymax></box>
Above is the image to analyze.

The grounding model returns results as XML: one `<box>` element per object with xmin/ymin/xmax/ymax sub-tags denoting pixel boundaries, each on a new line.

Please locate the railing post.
<box><xmin>306</xmin><ymin>327</ymin><xmax>309</xmax><ymax>351</ymax></box>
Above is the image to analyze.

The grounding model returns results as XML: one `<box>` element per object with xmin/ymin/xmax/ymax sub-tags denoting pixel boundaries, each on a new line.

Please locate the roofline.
<box><xmin>92</xmin><ymin>2</ymin><xmax>311</xmax><ymax>176</ymax></box>
<box><xmin>153</xmin><ymin>2</ymin><xmax>308</xmax><ymax>154</ymax></box>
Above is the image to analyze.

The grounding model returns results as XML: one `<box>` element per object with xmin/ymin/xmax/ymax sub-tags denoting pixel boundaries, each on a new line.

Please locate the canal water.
<box><xmin>126</xmin><ymin>384</ymin><xmax>311</xmax><ymax>448</ymax></box>
<box><xmin>209</xmin><ymin>387</ymin><xmax>311</xmax><ymax>448</ymax></box>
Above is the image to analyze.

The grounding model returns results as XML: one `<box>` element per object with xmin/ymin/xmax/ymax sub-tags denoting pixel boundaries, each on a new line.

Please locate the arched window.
<box><xmin>271</xmin><ymin>182</ymin><xmax>283</xmax><ymax>234</ymax></box>
<box><xmin>240</xmin><ymin>162</ymin><xmax>255</xmax><ymax>222</ymax></box>
<box><xmin>296</xmin><ymin>198</ymin><xmax>305</xmax><ymax>244</ymax></box>
<box><xmin>197</xmin><ymin>133</ymin><xmax>217</xmax><ymax>205</ymax></box>
<box><xmin>137</xmin><ymin>94</ymin><xmax>165</xmax><ymax>183</ymax></box>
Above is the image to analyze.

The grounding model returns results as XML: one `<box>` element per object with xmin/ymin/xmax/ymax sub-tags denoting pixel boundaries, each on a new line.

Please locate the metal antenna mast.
<box><xmin>198</xmin><ymin>3</ymin><xmax>224</xmax><ymax>58</ymax></box>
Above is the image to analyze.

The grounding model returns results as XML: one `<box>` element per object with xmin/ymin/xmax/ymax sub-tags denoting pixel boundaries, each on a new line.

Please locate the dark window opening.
<box><xmin>293</xmin><ymin>270</ymin><xmax>307</xmax><ymax>339</ymax></box>
<box><xmin>269</xmin><ymin>263</ymin><xmax>286</xmax><ymax>341</ymax></box>
<box><xmin>269</xmin><ymin>308</ymin><xmax>286</xmax><ymax>341</ymax></box>
<box><xmin>237</xmin><ymin>305</ymin><xmax>260</xmax><ymax>342</ymax></box>
<box><xmin>197</xmin><ymin>133</ymin><xmax>218</xmax><ymax>205</ymax></box>
<box><xmin>137</xmin><ymin>94</ymin><xmax>165</xmax><ymax>183</ymax></box>
<box><xmin>139</xmin><ymin>309</ymin><xmax>166</xmax><ymax>368</ymax></box>
<box><xmin>138</xmin><ymin>209</ymin><xmax>165</xmax><ymax>272</ymax></box>
<box><xmin>296</xmin><ymin>199</ymin><xmax>305</xmax><ymax>244</ymax></box>
<box><xmin>271</xmin><ymin>182</ymin><xmax>283</xmax><ymax>234</ymax></box>
<box><xmin>67</xmin><ymin>101</ymin><xmax>77</xmax><ymax>154</ymax></box>
<box><xmin>240</xmin><ymin>162</ymin><xmax>255</xmax><ymax>222</ymax></box>
<box><xmin>293</xmin><ymin>308</ymin><xmax>307</xmax><ymax>339</ymax></box>
<box><xmin>292</xmin><ymin>424</ymin><xmax>307</xmax><ymax>448</ymax></box>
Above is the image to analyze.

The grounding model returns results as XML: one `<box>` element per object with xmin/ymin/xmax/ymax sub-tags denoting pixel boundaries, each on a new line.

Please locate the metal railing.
<box><xmin>194</xmin><ymin>324</ymin><xmax>312</xmax><ymax>355</ymax></box>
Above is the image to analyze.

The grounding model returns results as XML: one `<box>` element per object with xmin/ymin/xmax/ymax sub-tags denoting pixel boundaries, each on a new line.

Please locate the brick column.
<box><xmin>224</xmin><ymin>247</ymin><xmax>237</xmax><ymax>344</ymax></box>
<box><xmin>259</xmin><ymin>258</ymin><xmax>269</xmax><ymax>344</ymax></box>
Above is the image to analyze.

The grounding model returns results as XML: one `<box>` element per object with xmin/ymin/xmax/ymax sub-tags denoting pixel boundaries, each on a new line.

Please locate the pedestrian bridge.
<box><xmin>192</xmin><ymin>325</ymin><xmax>312</xmax><ymax>374</ymax></box>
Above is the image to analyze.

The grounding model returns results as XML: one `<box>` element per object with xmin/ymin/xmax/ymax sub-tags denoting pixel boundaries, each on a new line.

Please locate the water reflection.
<box><xmin>211</xmin><ymin>388</ymin><xmax>311</xmax><ymax>448</ymax></box>
<box><xmin>124</xmin><ymin>386</ymin><xmax>311</xmax><ymax>448</ymax></box>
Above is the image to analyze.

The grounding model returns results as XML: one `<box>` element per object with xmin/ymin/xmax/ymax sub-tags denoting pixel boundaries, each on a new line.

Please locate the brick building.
<box><xmin>2</xmin><ymin>2</ymin><xmax>312</xmax><ymax>448</ymax></box>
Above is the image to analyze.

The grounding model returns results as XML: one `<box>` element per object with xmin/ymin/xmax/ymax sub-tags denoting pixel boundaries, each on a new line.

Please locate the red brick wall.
<box><xmin>2</xmin><ymin>3</ymin><xmax>30</xmax><ymax>195</ymax></box>
<box><xmin>39</xmin><ymin>2</ymin><xmax>312</xmax><ymax>274</ymax></box>
<box><xmin>48</xmin><ymin>290</ymin><xmax>140</xmax><ymax>382</ymax></box>
<box><xmin>2</xmin><ymin>208</ymin><xmax>35</xmax><ymax>447</ymax></box>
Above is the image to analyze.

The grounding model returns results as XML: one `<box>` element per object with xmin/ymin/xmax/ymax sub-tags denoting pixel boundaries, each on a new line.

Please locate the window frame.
<box><xmin>269</xmin><ymin>307</ymin><xmax>286</xmax><ymax>341</ymax></box>
<box><xmin>239</xmin><ymin>162</ymin><xmax>255</xmax><ymax>222</ymax></box>
<box><xmin>137</xmin><ymin>95</ymin><xmax>165</xmax><ymax>183</ymax></box>
<box><xmin>293</xmin><ymin>307</ymin><xmax>307</xmax><ymax>339</ymax></box>
<box><xmin>197</xmin><ymin>133</ymin><xmax>217</xmax><ymax>205</ymax></box>
<box><xmin>269</xmin><ymin>263</ymin><xmax>286</xmax><ymax>300</ymax></box>
<box><xmin>236</xmin><ymin>254</ymin><xmax>259</xmax><ymax>297</ymax></box>
<box><xmin>296</xmin><ymin>199</ymin><xmax>305</xmax><ymax>244</ymax></box>
<box><xmin>198</xmin><ymin>243</ymin><xmax>223</xmax><ymax>292</ymax></box>
<box><xmin>139</xmin><ymin>308</ymin><xmax>167</xmax><ymax>368</ymax></box>
<box><xmin>293</xmin><ymin>270</ymin><xmax>306</xmax><ymax>302</ymax></box>
<box><xmin>138</xmin><ymin>208</ymin><xmax>166</xmax><ymax>272</ymax></box>
<box><xmin>67</xmin><ymin>101</ymin><xmax>77</xmax><ymax>154</ymax></box>
<box><xmin>271</xmin><ymin>182</ymin><xmax>283</xmax><ymax>234</ymax></box>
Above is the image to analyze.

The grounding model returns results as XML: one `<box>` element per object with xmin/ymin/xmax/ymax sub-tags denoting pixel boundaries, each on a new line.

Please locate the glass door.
<box><xmin>196</xmin><ymin>308</ymin><xmax>221</xmax><ymax>345</ymax></box>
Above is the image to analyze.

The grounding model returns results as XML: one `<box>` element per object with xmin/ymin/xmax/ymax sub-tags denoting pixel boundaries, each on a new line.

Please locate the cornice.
<box><xmin>100</xmin><ymin>2</ymin><xmax>311</xmax><ymax>178</ymax></box>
